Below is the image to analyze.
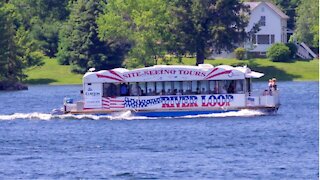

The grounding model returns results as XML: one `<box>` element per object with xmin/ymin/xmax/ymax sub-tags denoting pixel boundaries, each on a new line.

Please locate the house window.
<box><xmin>260</xmin><ymin>16</ymin><xmax>266</xmax><ymax>26</ymax></box>
<box><xmin>257</xmin><ymin>35</ymin><xmax>270</xmax><ymax>44</ymax></box>
<box><xmin>271</xmin><ymin>35</ymin><xmax>275</xmax><ymax>44</ymax></box>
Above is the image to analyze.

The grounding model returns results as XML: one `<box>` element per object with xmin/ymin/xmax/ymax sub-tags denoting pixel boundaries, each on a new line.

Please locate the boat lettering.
<box><xmin>122</xmin><ymin>69</ymin><xmax>206</xmax><ymax>79</ymax></box>
<box><xmin>85</xmin><ymin>92</ymin><xmax>101</xmax><ymax>96</ymax></box>
<box><xmin>161</xmin><ymin>96</ymin><xmax>198</xmax><ymax>108</ymax></box>
<box><xmin>201</xmin><ymin>95</ymin><xmax>233</xmax><ymax>107</ymax></box>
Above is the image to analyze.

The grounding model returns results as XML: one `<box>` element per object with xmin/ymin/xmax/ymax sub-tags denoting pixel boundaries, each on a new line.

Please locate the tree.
<box><xmin>57</xmin><ymin>0</ymin><xmax>130</xmax><ymax>73</ymax></box>
<box><xmin>0</xmin><ymin>3</ymin><xmax>25</xmax><ymax>81</ymax></box>
<box><xmin>98</xmin><ymin>0</ymin><xmax>171</xmax><ymax>68</ymax></box>
<box><xmin>0</xmin><ymin>2</ymin><xmax>44</xmax><ymax>84</ymax></box>
<box><xmin>295</xmin><ymin>0</ymin><xmax>319</xmax><ymax>47</ymax></box>
<box><xmin>169</xmin><ymin>0</ymin><xmax>250</xmax><ymax>65</ymax></box>
<box><xmin>9</xmin><ymin>0</ymin><xmax>70</xmax><ymax>57</ymax></box>
<box><xmin>270</xmin><ymin>0</ymin><xmax>301</xmax><ymax>30</ymax></box>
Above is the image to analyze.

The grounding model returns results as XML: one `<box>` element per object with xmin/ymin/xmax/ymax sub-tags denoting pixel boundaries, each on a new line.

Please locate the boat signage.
<box><xmin>84</xmin><ymin>83</ymin><xmax>102</xmax><ymax>108</ymax></box>
<box><xmin>91</xmin><ymin>94</ymin><xmax>246</xmax><ymax>110</ymax></box>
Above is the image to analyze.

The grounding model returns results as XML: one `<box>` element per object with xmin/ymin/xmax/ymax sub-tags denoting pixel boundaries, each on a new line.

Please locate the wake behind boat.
<box><xmin>62</xmin><ymin>64</ymin><xmax>280</xmax><ymax>117</ymax></box>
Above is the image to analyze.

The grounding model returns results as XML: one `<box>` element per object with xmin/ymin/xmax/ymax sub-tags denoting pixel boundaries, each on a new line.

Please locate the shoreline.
<box><xmin>24</xmin><ymin>79</ymin><xmax>319</xmax><ymax>86</ymax></box>
<box><xmin>0</xmin><ymin>81</ymin><xmax>28</xmax><ymax>90</ymax></box>
<box><xmin>24</xmin><ymin>58</ymin><xmax>319</xmax><ymax>85</ymax></box>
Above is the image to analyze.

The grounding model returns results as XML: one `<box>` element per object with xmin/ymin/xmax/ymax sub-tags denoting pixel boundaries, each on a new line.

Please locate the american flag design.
<box><xmin>102</xmin><ymin>97</ymin><xmax>125</xmax><ymax>109</ymax></box>
<box><xmin>124</xmin><ymin>97</ymin><xmax>162</xmax><ymax>108</ymax></box>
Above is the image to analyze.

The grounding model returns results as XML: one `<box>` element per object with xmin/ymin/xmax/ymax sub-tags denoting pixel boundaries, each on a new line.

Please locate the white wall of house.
<box><xmin>245</xmin><ymin>2</ymin><xmax>288</xmax><ymax>53</ymax></box>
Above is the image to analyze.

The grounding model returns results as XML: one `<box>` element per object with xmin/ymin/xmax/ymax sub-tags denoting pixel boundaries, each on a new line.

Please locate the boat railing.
<box><xmin>247</xmin><ymin>90</ymin><xmax>280</xmax><ymax>107</ymax></box>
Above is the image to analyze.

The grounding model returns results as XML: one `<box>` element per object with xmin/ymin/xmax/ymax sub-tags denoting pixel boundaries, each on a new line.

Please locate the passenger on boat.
<box><xmin>131</xmin><ymin>83</ymin><xmax>142</xmax><ymax>96</ymax></box>
<box><xmin>268</xmin><ymin>79</ymin><xmax>272</xmax><ymax>91</ymax></box>
<box><xmin>107</xmin><ymin>83</ymin><xmax>117</xmax><ymax>97</ymax></box>
<box><xmin>166</xmin><ymin>89</ymin><xmax>172</xmax><ymax>95</ymax></box>
<box><xmin>147</xmin><ymin>88</ymin><xmax>153</xmax><ymax>96</ymax></box>
<box><xmin>120</xmin><ymin>83</ymin><xmax>128</xmax><ymax>96</ymax></box>
<box><xmin>201</xmin><ymin>88</ymin><xmax>206</xmax><ymax>94</ymax></box>
<box><xmin>196</xmin><ymin>88</ymin><xmax>200</xmax><ymax>94</ymax></box>
<box><xmin>227</xmin><ymin>83</ymin><xmax>235</xmax><ymax>94</ymax></box>
<box><xmin>271</xmin><ymin>78</ymin><xmax>277</xmax><ymax>91</ymax></box>
<box><xmin>220</xmin><ymin>86</ymin><xmax>227</xmax><ymax>94</ymax></box>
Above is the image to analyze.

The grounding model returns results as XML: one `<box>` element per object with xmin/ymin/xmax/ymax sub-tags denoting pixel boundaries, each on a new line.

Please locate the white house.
<box><xmin>244</xmin><ymin>1</ymin><xmax>289</xmax><ymax>56</ymax></box>
<box><xmin>210</xmin><ymin>1</ymin><xmax>289</xmax><ymax>59</ymax></box>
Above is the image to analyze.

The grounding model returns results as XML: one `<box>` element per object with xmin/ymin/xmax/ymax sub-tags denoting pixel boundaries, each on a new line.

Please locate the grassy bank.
<box><xmin>25</xmin><ymin>58</ymin><xmax>82</xmax><ymax>85</ymax></box>
<box><xmin>25</xmin><ymin>57</ymin><xmax>319</xmax><ymax>84</ymax></box>
<box><xmin>159</xmin><ymin>58</ymin><xmax>319</xmax><ymax>81</ymax></box>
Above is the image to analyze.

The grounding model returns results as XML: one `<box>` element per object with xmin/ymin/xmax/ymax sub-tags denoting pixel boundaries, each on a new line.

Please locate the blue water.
<box><xmin>0</xmin><ymin>82</ymin><xmax>318</xmax><ymax>179</ymax></box>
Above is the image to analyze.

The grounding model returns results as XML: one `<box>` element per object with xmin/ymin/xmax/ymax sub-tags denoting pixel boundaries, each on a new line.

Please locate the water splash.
<box><xmin>0</xmin><ymin>109</ymin><xmax>266</xmax><ymax>121</ymax></box>
<box><xmin>178</xmin><ymin>109</ymin><xmax>265</xmax><ymax>119</ymax></box>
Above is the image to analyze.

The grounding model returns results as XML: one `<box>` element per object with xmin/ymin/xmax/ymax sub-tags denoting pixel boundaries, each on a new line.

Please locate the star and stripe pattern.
<box><xmin>102</xmin><ymin>97</ymin><xmax>125</xmax><ymax>109</ymax></box>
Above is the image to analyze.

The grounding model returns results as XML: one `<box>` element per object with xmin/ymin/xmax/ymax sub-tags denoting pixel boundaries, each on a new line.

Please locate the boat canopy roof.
<box><xmin>83</xmin><ymin>64</ymin><xmax>264</xmax><ymax>83</ymax></box>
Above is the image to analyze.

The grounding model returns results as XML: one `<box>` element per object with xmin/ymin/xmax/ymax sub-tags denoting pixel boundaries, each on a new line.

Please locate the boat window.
<box><xmin>235</xmin><ymin>80</ymin><xmax>244</xmax><ymax>93</ymax></box>
<box><xmin>191</xmin><ymin>81</ymin><xmax>198</xmax><ymax>94</ymax></box>
<box><xmin>209</xmin><ymin>80</ymin><xmax>218</xmax><ymax>94</ymax></box>
<box><xmin>120</xmin><ymin>83</ymin><xmax>129</xmax><ymax>96</ymax></box>
<box><xmin>218</xmin><ymin>80</ymin><xmax>228</xmax><ymax>94</ymax></box>
<box><xmin>147</xmin><ymin>82</ymin><xmax>156</xmax><ymax>96</ymax></box>
<box><xmin>129</xmin><ymin>82</ymin><xmax>142</xmax><ymax>96</ymax></box>
<box><xmin>103</xmin><ymin>83</ymin><xmax>117</xmax><ymax>97</ymax></box>
<box><xmin>226</xmin><ymin>80</ymin><xmax>235</xmax><ymax>94</ymax></box>
<box><xmin>182</xmin><ymin>81</ymin><xmax>192</xmax><ymax>95</ymax></box>
<box><xmin>164</xmin><ymin>81</ymin><xmax>172</xmax><ymax>95</ymax></box>
<box><xmin>199</xmin><ymin>81</ymin><xmax>209</xmax><ymax>94</ymax></box>
<box><xmin>155</xmin><ymin>81</ymin><xmax>164</xmax><ymax>95</ymax></box>
<box><xmin>139</xmin><ymin>82</ymin><xmax>147</xmax><ymax>96</ymax></box>
<box><xmin>173</xmin><ymin>81</ymin><xmax>182</xmax><ymax>95</ymax></box>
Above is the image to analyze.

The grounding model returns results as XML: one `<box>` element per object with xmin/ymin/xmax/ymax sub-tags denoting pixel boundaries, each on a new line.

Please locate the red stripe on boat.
<box><xmin>205</xmin><ymin>68</ymin><xmax>218</xmax><ymax>78</ymax></box>
<box><xmin>205</xmin><ymin>70</ymin><xmax>232</xmax><ymax>79</ymax></box>
<box><xmin>96</xmin><ymin>74</ymin><xmax>123</xmax><ymax>82</ymax></box>
<box><xmin>109</xmin><ymin>70</ymin><xmax>124</xmax><ymax>80</ymax></box>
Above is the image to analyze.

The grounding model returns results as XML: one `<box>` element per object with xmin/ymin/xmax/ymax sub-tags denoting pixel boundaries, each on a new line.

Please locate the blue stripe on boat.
<box><xmin>133</xmin><ymin>110</ymin><xmax>239</xmax><ymax>117</ymax></box>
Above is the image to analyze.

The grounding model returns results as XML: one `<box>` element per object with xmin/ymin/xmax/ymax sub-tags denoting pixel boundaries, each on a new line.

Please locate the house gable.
<box><xmin>244</xmin><ymin>2</ymin><xmax>288</xmax><ymax>53</ymax></box>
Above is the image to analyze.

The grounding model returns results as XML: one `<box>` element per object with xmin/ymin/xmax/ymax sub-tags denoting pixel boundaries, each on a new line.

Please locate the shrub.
<box><xmin>285</xmin><ymin>42</ymin><xmax>297</xmax><ymax>59</ymax></box>
<box><xmin>267</xmin><ymin>43</ymin><xmax>291</xmax><ymax>62</ymax></box>
<box><xmin>234</xmin><ymin>47</ymin><xmax>246</xmax><ymax>60</ymax></box>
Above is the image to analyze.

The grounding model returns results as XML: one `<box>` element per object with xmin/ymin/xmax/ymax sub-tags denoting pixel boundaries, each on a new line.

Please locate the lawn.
<box><xmin>159</xmin><ymin>57</ymin><xmax>319</xmax><ymax>81</ymax></box>
<box><xmin>25</xmin><ymin>57</ymin><xmax>319</xmax><ymax>84</ymax></box>
<box><xmin>25</xmin><ymin>58</ymin><xmax>82</xmax><ymax>85</ymax></box>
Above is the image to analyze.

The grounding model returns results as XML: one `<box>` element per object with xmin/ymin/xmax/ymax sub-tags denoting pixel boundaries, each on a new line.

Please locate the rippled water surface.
<box><xmin>0</xmin><ymin>82</ymin><xmax>318</xmax><ymax>179</ymax></box>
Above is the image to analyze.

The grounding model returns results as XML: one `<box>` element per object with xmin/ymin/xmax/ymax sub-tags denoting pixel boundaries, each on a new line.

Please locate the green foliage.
<box><xmin>57</xmin><ymin>0</ymin><xmax>130</xmax><ymax>73</ymax></box>
<box><xmin>295</xmin><ymin>0</ymin><xmax>319</xmax><ymax>47</ymax></box>
<box><xmin>270</xmin><ymin>0</ymin><xmax>301</xmax><ymax>30</ymax></box>
<box><xmin>267</xmin><ymin>43</ymin><xmax>291</xmax><ymax>62</ymax></box>
<box><xmin>9</xmin><ymin>0</ymin><xmax>69</xmax><ymax>57</ymax></box>
<box><xmin>0</xmin><ymin>3</ymin><xmax>25</xmax><ymax>81</ymax></box>
<box><xmin>98</xmin><ymin>0</ymin><xmax>170</xmax><ymax>68</ymax></box>
<box><xmin>169</xmin><ymin>0</ymin><xmax>250</xmax><ymax>65</ymax></box>
<box><xmin>234</xmin><ymin>47</ymin><xmax>246</xmax><ymax>60</ymax></box>
<box><xmin>285</xmin><ymin>42</ymin><xmax>297</xmax><ymax>59</ymax></box>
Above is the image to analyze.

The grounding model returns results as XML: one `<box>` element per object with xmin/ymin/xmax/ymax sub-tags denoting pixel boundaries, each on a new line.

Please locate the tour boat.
<box><xmin>62</xmin><ymin>64</ymin><xmax>280</xmax><ymax>117</ymax></box>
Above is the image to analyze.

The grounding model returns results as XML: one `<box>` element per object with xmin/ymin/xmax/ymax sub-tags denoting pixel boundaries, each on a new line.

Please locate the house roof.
<box><xmin>244</xmin><ymin>1</ymin><xmax>289</xmax><ymax>19</ymax></box>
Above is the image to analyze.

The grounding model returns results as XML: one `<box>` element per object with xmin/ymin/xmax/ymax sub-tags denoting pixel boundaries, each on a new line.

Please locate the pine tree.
<box><xmin>0</xmin><ymin>3</ymin><xmax>25</xmax><ymax>82</ymax></box>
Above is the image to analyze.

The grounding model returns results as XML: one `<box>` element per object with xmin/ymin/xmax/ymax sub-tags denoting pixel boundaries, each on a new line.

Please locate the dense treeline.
<box><xmin>0</xmin><ymin>0</ymin><xmax>318</xmax><ymax>86</ymax></box>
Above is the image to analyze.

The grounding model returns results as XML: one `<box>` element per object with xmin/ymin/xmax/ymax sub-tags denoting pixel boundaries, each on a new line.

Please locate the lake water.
<box><xmin>0</xmin><ymin>82</ymin><xmax>318</xmax><ymax>179</ymax></box>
